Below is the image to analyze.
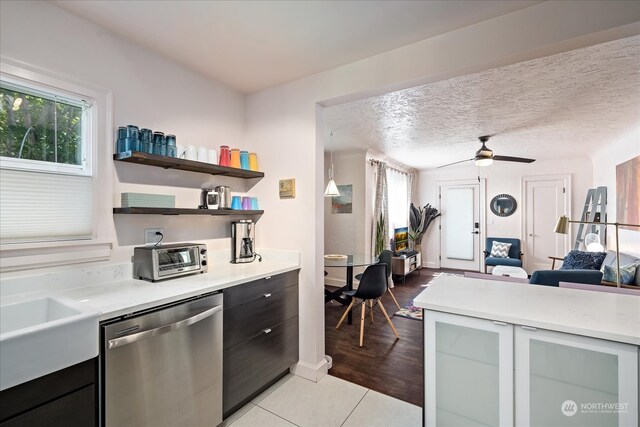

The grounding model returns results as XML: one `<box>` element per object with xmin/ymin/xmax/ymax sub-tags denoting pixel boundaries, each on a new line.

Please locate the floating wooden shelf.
<box><xmin>114</xmin><ymin>151</ymin><xmax>264</xmax><ymax>179</ymax></box>
<box><xmin>114</xmin><ymin>207</ymin><xmax>264</xmax><ymax>216</ymax></box>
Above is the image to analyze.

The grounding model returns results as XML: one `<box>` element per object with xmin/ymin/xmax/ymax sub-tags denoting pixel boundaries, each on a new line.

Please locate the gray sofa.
<box><xmin>529</xmin><ymin>250</ymin><xmax>640</xmax><ymax>287</ymax></box>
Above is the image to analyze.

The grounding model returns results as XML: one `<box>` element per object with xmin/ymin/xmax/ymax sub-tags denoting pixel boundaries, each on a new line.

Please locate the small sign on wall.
<box><xmin>279</xmin><ymin>179</ymin><xmax>296</xmax><ymax>199</ymax></box>
<box><xmin>332</xmin><ymin>184</ymin><xmax>353</xmax><ymax>213</ymax></box>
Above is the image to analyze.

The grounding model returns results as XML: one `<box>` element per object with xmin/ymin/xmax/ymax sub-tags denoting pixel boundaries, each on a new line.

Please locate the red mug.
<box><xmin>219</xmin><ymin>145</ymin><xmax>230</xmax><ymax>166</ymax></box>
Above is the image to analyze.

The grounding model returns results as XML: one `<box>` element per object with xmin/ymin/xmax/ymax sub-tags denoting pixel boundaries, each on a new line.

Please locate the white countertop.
<box><xmin>414</xmin><ymin>276</ymin><xmax>640</xmax><ymax>345</ymax></box>
<box><xmin>1</xmin><ymin>250</ymin><xmax>300</xmax><ymax>321</ymax></box>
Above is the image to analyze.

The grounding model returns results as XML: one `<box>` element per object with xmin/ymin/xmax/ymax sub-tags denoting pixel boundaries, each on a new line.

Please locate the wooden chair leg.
<box><xmin>387</xmin><ymin>288</ymin><xmax>401</xmax><ymax>310</ymax></box>
<box><xmin>369</xmin><ymin>299</ymin><xmax>374</xmax><ymax>323</ymax></box>
<box><xmin>336</xmin><ymin>299</ymin><xmax>355</xmax><ymax>330</ymax></box>
<box><xmin>359</xmin><ymin>302</ymin><xmax>366</xmax><ymax>346</ymax></box>
<box><xmin>377</xmin><ymin>299</ymin><xmax>400</xmax><ymax>339</ymax></box>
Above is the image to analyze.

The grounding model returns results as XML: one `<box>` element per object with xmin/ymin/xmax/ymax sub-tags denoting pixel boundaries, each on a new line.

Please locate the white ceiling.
<box><xmin>323</xmin><ymin>36</ymin><xmax>640</xmax><ymax>170</ymax></box>
<box><xmin>50</xmin><ymin>0</ymin><xmax>540</xmax><ymax>94</ymax></box>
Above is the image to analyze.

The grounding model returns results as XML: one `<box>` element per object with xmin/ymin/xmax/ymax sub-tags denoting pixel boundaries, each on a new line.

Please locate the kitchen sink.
<box><xmin>0</xmin><ymin>297</ymin><xmax>99</xmax><ymax>391</ymax></box>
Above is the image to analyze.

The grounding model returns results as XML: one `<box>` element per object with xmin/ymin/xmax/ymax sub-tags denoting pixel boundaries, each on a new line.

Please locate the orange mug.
<box><xmin>230</xmin><ymin>148</ymin><xmax>241</xmax><ymax>168</ymax></box>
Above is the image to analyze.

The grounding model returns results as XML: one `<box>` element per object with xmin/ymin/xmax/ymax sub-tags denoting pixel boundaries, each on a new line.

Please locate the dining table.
<box><xmin>324</xmin><ymin>253</ymin><xmax>379</xmax><ymax>325</ymax></box>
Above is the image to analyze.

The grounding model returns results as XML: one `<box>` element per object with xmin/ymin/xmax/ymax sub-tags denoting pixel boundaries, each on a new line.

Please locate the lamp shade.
<box><xmin>474</xmin><ymin>158</ymin><xmax>493</xmax><ymax>166</ymax></box>
<box><xmin>324</xmin><ymin>179</ymin><xmax>340</xmax><ymax>197</ymax></box>
<box><xmin>554</xmin><ymin>215</ymin><xmax>570</xmax><ymax>234</ymax></box>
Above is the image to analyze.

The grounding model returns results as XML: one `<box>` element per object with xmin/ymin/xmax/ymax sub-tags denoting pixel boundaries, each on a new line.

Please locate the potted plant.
<box><xmin>409</xmin><ymin>203</ymin><xmax>440</xmax><ymax>256</ymax></box>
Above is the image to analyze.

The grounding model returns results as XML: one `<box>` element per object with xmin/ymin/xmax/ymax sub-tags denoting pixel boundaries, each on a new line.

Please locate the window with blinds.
<box><xmin>0</xmin><ymin>78</ymin><xmax>94</xmax><ymax>244</ymax></box>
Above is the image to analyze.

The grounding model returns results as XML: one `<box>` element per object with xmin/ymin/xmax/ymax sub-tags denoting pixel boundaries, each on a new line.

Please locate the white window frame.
<box><xmin>0</xmin><ymin>59</ymin><xmax>114</xmax><ymax>271</ymax></box>
<box><xmin>0</xmin><ymin>78</ymin><xmax>92</xmax><ymax>176</ymax></box>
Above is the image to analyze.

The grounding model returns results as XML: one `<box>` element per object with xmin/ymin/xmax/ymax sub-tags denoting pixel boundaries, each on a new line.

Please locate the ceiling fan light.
<box><xmin>324</xmin><ymin>179</ymin><xmax>340</xmax><ymax>197</ymax></box>
<box><xmin>475</xmin><ymin>157</ymin><xmax>493</xmax><ymax>166</ymax></box>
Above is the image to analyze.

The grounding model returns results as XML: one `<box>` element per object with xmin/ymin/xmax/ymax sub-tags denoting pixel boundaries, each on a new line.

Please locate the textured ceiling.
<box><xmin>50</xmin><ymin>0</ymin><xmax>540</xmax><ymax>93</ymax></box>
<box><xmin>323</xmin><ymin>36</ymin><xmax>640</xmax><ymax>170</ymax></box>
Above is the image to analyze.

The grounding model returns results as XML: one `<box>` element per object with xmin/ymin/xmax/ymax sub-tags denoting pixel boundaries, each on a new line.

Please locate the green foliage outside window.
<box><xmin>0</xmin><ymin>85</ymin><xmax>83</xmax><ymax>166</ymax></box>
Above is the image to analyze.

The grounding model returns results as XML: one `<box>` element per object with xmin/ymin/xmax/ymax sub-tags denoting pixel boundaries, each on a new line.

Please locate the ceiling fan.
<box><xmin>437</xmin><ymin>135</ymin><xmax>536</xmax><ymax>168</ymax></box>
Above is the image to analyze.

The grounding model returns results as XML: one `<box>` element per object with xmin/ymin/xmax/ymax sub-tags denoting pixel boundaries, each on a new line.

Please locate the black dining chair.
<box><xmin>354</xmin><ymin>250</ymin><xmax>401</xmax><ymax>311</ymax></box>
<box><xmin>336</xmin><ymin>263</ymin><xmax>400</xmax><ymax>346</ymax></box>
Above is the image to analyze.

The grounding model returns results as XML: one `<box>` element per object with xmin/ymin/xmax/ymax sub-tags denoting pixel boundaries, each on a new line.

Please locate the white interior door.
<box><xmin>523</xmin><ymin>177</ymin><xmax>569</xmax><ymax>272</ymax></box>
<box><xmin>440</xmin><ymin>182</ymin><xmax>481</xmax><ymax>271</ymax></box>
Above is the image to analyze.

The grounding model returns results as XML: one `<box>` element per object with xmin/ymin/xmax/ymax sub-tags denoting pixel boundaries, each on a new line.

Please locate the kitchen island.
<box><xmin>414</xmin><ymin>275</ymin><xmax>640</xmax><ymax>427</ymax></box>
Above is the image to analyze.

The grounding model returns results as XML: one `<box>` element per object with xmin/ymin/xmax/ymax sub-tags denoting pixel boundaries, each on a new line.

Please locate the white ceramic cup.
<box><xmin>207</xmin><ymin>149</ymin><xmax>218</xmax><ymax>164</ymax></box>
<box><xmin>185</xmin><ymin>145</ymin><xmax>197</xmax><ymax>161</ymax></box>
<box><xmin>175</xmin><ymin>145</ymin><xmax>185</xmax><ymax>158</ymax></box>
<box><xmin>197</xmin><ymin>146</ymin><xmax>208</xmax><ymax>162</ymax></box>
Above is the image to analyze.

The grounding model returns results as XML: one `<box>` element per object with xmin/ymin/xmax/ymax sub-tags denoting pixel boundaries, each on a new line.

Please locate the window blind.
<box><xmin>0</xmin><ymin>169</ymin><xmax>92</xmax><ymax>243</ymax></box>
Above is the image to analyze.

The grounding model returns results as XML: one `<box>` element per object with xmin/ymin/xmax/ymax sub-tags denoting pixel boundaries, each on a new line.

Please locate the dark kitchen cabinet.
<box><xmin>223</xmin><ymin>270</ymin><xmax>299</xmax><ymax>418</ymax></box>
<box><xmin>0</xmin><ymin>358</ymin><xmax>97</xmax><ymax>427</ymax></box>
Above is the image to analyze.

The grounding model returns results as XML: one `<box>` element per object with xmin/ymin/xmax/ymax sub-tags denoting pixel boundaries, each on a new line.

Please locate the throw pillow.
<box><xmin>602</xmin><ymin>262</ymin><xmax>640</xmax><ymax>285</ymax></box>
<box><xmin>490</xmin><ymin>241</ymin><xmax>512</xmax><ymax>258</ymax></box>
<box><xmin>559</xmin><ymin>250</ymin><xmax>607</xmax><ymax>270</ymax></box>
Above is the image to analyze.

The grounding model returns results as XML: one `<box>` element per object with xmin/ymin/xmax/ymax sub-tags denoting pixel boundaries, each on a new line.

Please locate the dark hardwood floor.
<box><xmin>325</xmin><ymin>268</ymin><xmax>456</xmax><ymax>408</ymax></box>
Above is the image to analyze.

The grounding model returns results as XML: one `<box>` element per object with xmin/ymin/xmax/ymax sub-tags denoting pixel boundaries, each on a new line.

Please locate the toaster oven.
<box><xmin>133</xmin><ymin>243</ymin><xmax>207</xmax><ymax>281</ymax></box>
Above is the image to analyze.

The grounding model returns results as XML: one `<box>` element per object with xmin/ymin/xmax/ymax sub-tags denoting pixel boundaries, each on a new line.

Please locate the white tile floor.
<box><xmin>221</xmin><ymin>374</ymin><xmax>422</xmax><ymax>427</ymax></box>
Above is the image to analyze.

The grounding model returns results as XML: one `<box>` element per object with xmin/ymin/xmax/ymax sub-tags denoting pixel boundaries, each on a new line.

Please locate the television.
<box><xmin>394</xmin><ymin>227</ymin><xmax>409</xmax><ymax>253</ymax></box>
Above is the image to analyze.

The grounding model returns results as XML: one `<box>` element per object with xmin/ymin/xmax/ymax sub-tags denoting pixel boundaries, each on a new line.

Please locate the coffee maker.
<box><xmin>231</xmin><ymin>220</ymin><xmax>258</xmax><ymax>263</ymax></box>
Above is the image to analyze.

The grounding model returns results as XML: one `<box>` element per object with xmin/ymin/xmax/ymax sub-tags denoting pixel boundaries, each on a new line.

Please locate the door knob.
<box><xmin>471</xmin><ymin>231</ymin><xmax>479</xmax><ymax>234</ymax></box>
<box><xmin>528</xmin><ymin>233</ymin><xmax>534</xmax><ymax>237</ymax></box>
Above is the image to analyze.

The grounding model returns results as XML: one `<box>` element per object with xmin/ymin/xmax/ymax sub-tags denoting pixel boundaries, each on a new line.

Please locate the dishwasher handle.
<box><xmin>108</xmin><ymin>305</ymin><xmax>222</xmax><ymax>349</ymax></box>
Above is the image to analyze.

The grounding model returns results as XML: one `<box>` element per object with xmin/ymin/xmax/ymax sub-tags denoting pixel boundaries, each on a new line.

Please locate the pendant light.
<box><xmin>324</xmin><ymin>131</ymin><xmax>340</xmax><ymax>197</ymax></box>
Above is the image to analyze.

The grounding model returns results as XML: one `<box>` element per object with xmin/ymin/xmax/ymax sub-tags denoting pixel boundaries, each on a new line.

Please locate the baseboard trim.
<box><xmin>291</xmin><ymin>357</ymin><xmax>330</xmax><ymax>382</ymax></box>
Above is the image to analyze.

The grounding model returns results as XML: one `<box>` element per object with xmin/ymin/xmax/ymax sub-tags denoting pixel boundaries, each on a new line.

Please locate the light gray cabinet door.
<box><xmin>424</xmin><ymin>311</ymin><xmax>513</xmax><ymax>427</ymax></box>
<box><xmin>515</xmin><ymin>326</ymin><xmax>638</xmax><ymax>427</ymax></box>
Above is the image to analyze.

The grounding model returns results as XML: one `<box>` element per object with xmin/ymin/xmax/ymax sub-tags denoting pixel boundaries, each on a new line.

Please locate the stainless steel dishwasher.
<box><xmin>102</xmin><ymin>292</ymin><xmax>222</xmax><ymax>427</ymax></box>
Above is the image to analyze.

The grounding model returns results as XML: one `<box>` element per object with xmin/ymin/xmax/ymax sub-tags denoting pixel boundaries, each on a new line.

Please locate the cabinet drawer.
<box><xmin>224</xmin><ymin>285</ymin><xmax>298</xmax><ymax>350</ymax></box>
<box><xmin>224</xmin><ymin>269</ymin><xmax>299</xmax><ymax>308</ymax></box>
<box><xmin>0</xmin><ymin>358</ymin><xmax>96</xmax><ymax>422</ymax></box>
<box><xmin>223</xmin><ymin>316</ymin><xmax>298</xmax><ymax>416</ymax></box>
<box><xmin>1</xmin><ymin>385</ymin><xmax>96</xmax><ymax>427</ymax></box>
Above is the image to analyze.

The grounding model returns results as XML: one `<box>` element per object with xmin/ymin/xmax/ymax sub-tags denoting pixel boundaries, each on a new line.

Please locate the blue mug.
<box><xmin>240</xmin><ymin>151</ymin><xmax>249</xmax><ymax>169</ymax></box>
<box><xmin>250</xmin><ymin>197</ymin><xmax>259</xmax><ymax>210</ymax></box>
<box><xmin>231</xmin><ymin>196</ymin><xmax>242</xmax><ymax>210</ymax></box>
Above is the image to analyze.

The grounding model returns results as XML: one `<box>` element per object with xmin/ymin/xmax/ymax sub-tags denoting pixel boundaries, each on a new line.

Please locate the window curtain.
<box><xmin>386</xmin><ymin>168</ymin><xmax>409</xmax><ymax>240</ymax></box>
<box><xmin>372</xmin><ymin>162</ymin><xmax>389</xmax><ymax>255</ymax></box>
<box><xmin>408</xmin><ymin>172</ymin><xmax>415</xmax><ymax>206</ymax></box>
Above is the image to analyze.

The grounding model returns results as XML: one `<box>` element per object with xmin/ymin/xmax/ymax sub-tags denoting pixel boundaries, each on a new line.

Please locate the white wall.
<box><xmin>418</xmin><ymin>157</ymin><xmax>593</xmax><ymax>268</ymax></box>
<box><xmin>590</xmin><ymin>126</ymin><xmax>640</xmax><ymax>256</ymax></box>
<box><xmin>244</xmin><ymin>2</ymin><xmax>640</xmax><ymax>380</ymax></box>
<box><xmin>323</xmin><ymin>150</ymin><xmax>366</xmax><ymax>286</ymax></box>
<box><xmin>0</xmin><ymin>0</ymin><xmax>246</xmax><ymax>277</ymax></box>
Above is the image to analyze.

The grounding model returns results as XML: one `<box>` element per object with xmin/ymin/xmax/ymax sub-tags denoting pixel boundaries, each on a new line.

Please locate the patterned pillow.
<box><xmin>602</xmin><ymin>262</ymin><xmax>640</xmax><ymax>285</ymax></box>
<box><xmin>559</xmin><ymin>250</ymin><xmax>606</xmax><ymax>270</ymax></box>
<box><xmin>490</xmin><ymin>241</ymin><xmax>512</xmax><ymax>258</ymax></box>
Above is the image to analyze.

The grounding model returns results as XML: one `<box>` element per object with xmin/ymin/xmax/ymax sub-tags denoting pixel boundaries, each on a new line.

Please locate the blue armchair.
<box><xmin>484</xmin><ymin>237</ymin><xmax>523</xmax><ymax>273</ymax></box>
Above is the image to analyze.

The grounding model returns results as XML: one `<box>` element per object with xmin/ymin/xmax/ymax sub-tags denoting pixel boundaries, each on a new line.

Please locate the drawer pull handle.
<box><xmin>521</xmin><ymin>325</ymin><xmax>537</xmax><ymax>331</ymax></box>
<box><xmin>263</xmin><ymin>328</ymin><xmax>272</xmax><ymax>334</ymax></box>
<box><xmin>265</xmin><ymin>276</ymin><xmax>272</xmax><ymax>280</ymax></box>
<box><xmin>492</xmin><ymin>321</ymin><xmax>508</xmax><ymax>326</ymax></box>
<box><xmin>263</xmin><ymin>293</ymin><xmax>272</xmax><ymax>298</ymax></box>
